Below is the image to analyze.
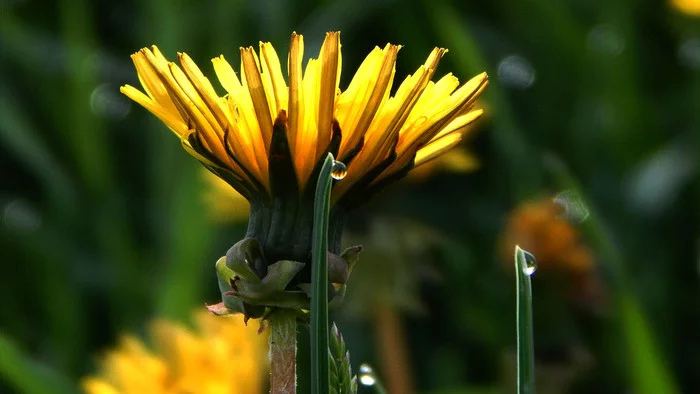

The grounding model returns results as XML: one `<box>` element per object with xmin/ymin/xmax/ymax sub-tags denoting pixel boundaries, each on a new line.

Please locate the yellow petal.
<box><xmin>340</xmin><ymin>48</ymin><xmax>446</xmax><ymax>193</ymax></box>
<box><xmin>166</xmin><ymin>62</ymin><xmax>228</xmax><ymax>162</ymax></box>
<box><xmin>296</xmin><ymin>57</ymin><xmax>320</xmax><ymax>184</ymax></box>
<box><xmin>178</xmin><ymin>53</ymin><xmax>230</xmax><ymax>135</ymax></box>
<box><xmin>260</xmin><ymin>42</ymin><xmax>288</xmax><ymax>115</ymax></box>
<box><xmin>120</xmin><ymin>85</ymin><xmax>187</xmax><ymax>136</ymax></box>
<box><xmin>212</xmin><ymin>55</ymin><xmax>243</xmax><ymax>96</ymax></box>
<box><xmin>213</xmin><ymin>56</ymin><xmax>269</xmax><ymax>182</ymax></box>
<box><xmin>240</xmin><ymin>47</ymin><xmax>274</xmax><ymax>154</ymax></box>
<box><xmin>336</xmin><ymin>44</ymin><xmax>399</xmax><ymax>159</ymax></box>
<box><xmin>316</xmin><ymin>31</ymin><xmax>341</xmax><ymax>155</ymax></box>
<box><xmin>430</xmin><ymin>109</ymin><xmax>484</xmax><ymax>142</ymax></box>
<box><xmin>413</xmin><ymin>132</ymin><xmax>463</xmax><ymax>167</ymax></box>
<box><xmin>287</xmin><ymin>33</ymin><xmax>304</xmax><ymax>155</ymax></box>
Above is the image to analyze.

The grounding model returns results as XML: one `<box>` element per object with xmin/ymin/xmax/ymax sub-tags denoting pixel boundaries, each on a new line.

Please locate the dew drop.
<box><xmin>359</xmin><ymin>363</ymin><xmax>376</xmax><ymax>386</ymax></box>
<box><xmin>331</xmin><ymin>160</ymin><xmax>347</xmax><ymax>180</ymax></box>
<box><xmin>522</xmin><ymin>250</ymin><xmax>537</xmax><ymax>276</ymax></box>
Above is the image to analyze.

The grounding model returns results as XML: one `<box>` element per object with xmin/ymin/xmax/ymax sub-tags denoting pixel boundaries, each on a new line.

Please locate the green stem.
<box><xmin>269</xmin><ymin>310</ymin><xmax>297</xmax><ymax>394</ymax></box>
<box><xmin>311</xmin><ymin>153</ymin><xmax>334</xmax><ymax>394</ymax></box>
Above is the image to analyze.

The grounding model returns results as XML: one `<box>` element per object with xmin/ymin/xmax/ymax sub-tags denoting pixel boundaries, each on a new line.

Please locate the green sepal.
<box><xmin>215</xmin><ymin>256</ymin><xmax>235</xmax><ymax>293</ymax></box>
<box><xmin>340</xmin><ymin>245</ymin><xmax>363</xmax><ymax>274</ymax></box>
<box><xmin>242</xmin><ymin>260</ymin><xmax>306</xmax><ymax>294</ymax></box>
<box><xmin>268</xmin><ymin>111</ymin><xmax>299</xmax><ymax>197</ymax></box>
<box><xmin>328</xmin><ymin>284</ymin><xmax>347</xmax><ymax>309</ymax></box>
<box><xmin>328</xmin><ymin>252</ymin><xmax>349</xmax><ymax>284</ymax></box>
<box><xmin>297</xmin><ymin>282</ymin><xmax>346</xmax><ymax>308</ymax></box>
<box><xmin>222</xmin><ymin>291</ymin><xmax>245</xmax><ymax>313</ymax></box>
<box><xmin>226</xmin><ymin>238</ymin><xmax>264</xmax><ymax>284</ymax></box>
<box><xmin>241</xmin><ymin>303</ymin><xmax>266</xmax><ymax>320</ymax></box>
<box><xmin>227</xmin><ymin>289</ymin><xmax>310</xmax><ymax>309</ymax></box>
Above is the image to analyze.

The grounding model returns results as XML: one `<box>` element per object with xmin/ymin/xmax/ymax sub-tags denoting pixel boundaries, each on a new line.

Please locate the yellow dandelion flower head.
<box><xmin>121</xmin><ymin>32</ymin><xmax>488</xmax><ymax>208</ymax></box>
<box><xmin>82</xmin><ymin>311</ymin><xmax>268</xmax><ymax>394</ymax></box>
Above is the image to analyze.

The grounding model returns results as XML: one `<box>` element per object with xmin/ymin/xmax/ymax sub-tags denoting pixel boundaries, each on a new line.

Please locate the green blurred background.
<box><xmin>1</xmin><ymin>0</ymin><xmax>699</xmax><ymax>393</ymax></box>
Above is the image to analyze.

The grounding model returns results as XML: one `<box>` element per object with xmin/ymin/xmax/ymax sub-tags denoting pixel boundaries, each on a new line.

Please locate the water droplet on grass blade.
<box><xmin>523</xmin><ymin>250</ymin><xmax>537</xmax><ymax>276</ymax></box>
<box><xmin>331</xmin><ymin>161</ymin><xmax>347</xmax><ymax>180</ymax></box>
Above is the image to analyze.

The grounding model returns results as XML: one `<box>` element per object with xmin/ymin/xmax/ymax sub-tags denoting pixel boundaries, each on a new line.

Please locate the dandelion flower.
<box><xmin>122</xmin><ymin>32</ymin><xmax>488</xmax><ymax>318</ymax></box>
<box><xmin>122</xmin><ymin>32</ymin><xmax>487</xmax><ymax>257</ymax></box>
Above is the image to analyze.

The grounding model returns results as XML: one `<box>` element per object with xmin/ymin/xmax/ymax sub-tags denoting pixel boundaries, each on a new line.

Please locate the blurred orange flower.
<box><xmin>500</xmin><ymin>198</ymin><xmax>594</xmax><ymax>275</ymax></box>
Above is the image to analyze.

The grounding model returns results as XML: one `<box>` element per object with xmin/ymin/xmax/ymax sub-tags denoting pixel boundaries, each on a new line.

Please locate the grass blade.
<box><xmin>545</xmin><ymin>155</ymin><xmax>679</xmax><ymax>394</ymax></box>
<box><xmin>0</xmin><ymin>334</ymin><xmax>80</xmax><ymax>394</ymax></box>
<box><xmin>311</xmin><ymin>153</ymin><xmax>334</xmax><ymax>394</ymax></box>
<box><xmin>515</xmin><ymin>246</ymin><xmax>536</xmax><ymax>394</ymax></box>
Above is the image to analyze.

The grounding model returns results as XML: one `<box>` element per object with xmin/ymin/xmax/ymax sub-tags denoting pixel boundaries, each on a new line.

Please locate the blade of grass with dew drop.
<box><xmin>0</xmin><ymin>334</ymin><xmax>80</xmax><ymax>394</ymax></box>
<box><xmin>515</xmin><ymin>246</ymin><xmax>536</xmax><ymax>394</ymax></box>
<box><xmin>311</xmin><ymin>153</ymin><xmax>334</xmax><ymax>394</ymax></box>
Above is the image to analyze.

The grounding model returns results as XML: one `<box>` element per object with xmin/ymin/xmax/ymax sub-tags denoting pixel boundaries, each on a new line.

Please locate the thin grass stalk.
<box><xmin>515</xmin><ymin>245</ymin><xmax>536</xmax><ymax>394</ymax></box>
<box><xmin>311</xmin><ymin>153</ymin><xmax>334</xmax><ymax>394</ymax></box>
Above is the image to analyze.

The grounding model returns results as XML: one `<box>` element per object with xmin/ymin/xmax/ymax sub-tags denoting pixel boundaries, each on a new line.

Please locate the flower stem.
<box><xmin>269</xmin><ymin>309</ymin><xmax>297</xmax><ymax>394</ymax></box>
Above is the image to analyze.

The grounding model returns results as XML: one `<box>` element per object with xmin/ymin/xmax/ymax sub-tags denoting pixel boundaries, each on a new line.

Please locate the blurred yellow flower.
<box><xmin>405</xmin><ymin>148</ymin><xmax>479</xmax><ymax>183</ymax></box>
<box><xmin>121</xmin><ymin>31</ymin><xmax>488</xmax><ymax>207</ymax></box>
<box><xmin>671</xmin><ymin>0</ymin><xmax>700</xmax><ymax>16</ymax></box>
<box><xmin>82</xmin><ymin>311</ymin><xmax>268</xmax><ymax>394</ymax></box>
<box><xmin>202</xmin><ymin>170</ymin><xmax>250</xmax><ymax>223</ymax></box>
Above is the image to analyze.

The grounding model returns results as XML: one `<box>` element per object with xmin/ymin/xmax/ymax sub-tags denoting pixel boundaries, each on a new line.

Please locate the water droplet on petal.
<box><xmin>522</xmin><ymin>250</ymin><xmax>537</xmax><ymax>276</ymax></box>
<box><xmin>553</xmin><ymin>190</ymin><xmax>590</xmax><ymax>223</ymax></box>
<box><xmin>331</xmin><ymin>160</ymin><xmax>347</xmax><ymax>180</ymax></box>
<box><xmin>359</xmin><ymin>364</ymin><xmax>376</xmax><ymax>386</ymax></box>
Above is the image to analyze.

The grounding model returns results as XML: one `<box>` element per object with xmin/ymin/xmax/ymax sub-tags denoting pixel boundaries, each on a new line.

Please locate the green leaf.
<box><xmin>0</xmin><ymin>334</ymin><xmax>80</xmax><ymax>394</ymax></box>
<box><xmin>311</xmin><ymin>153</ymin><xmax>334</xmax><ymax>394</ymax></box>
<box><xmin>514</xmin><ymin>246</ymin><xmax>536</xmax><ymax>394</ymax></box>
<box><xmin>619</xmin><ymin>293</ymin><xmax>679</xmax><ymax>394</ymax></box>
